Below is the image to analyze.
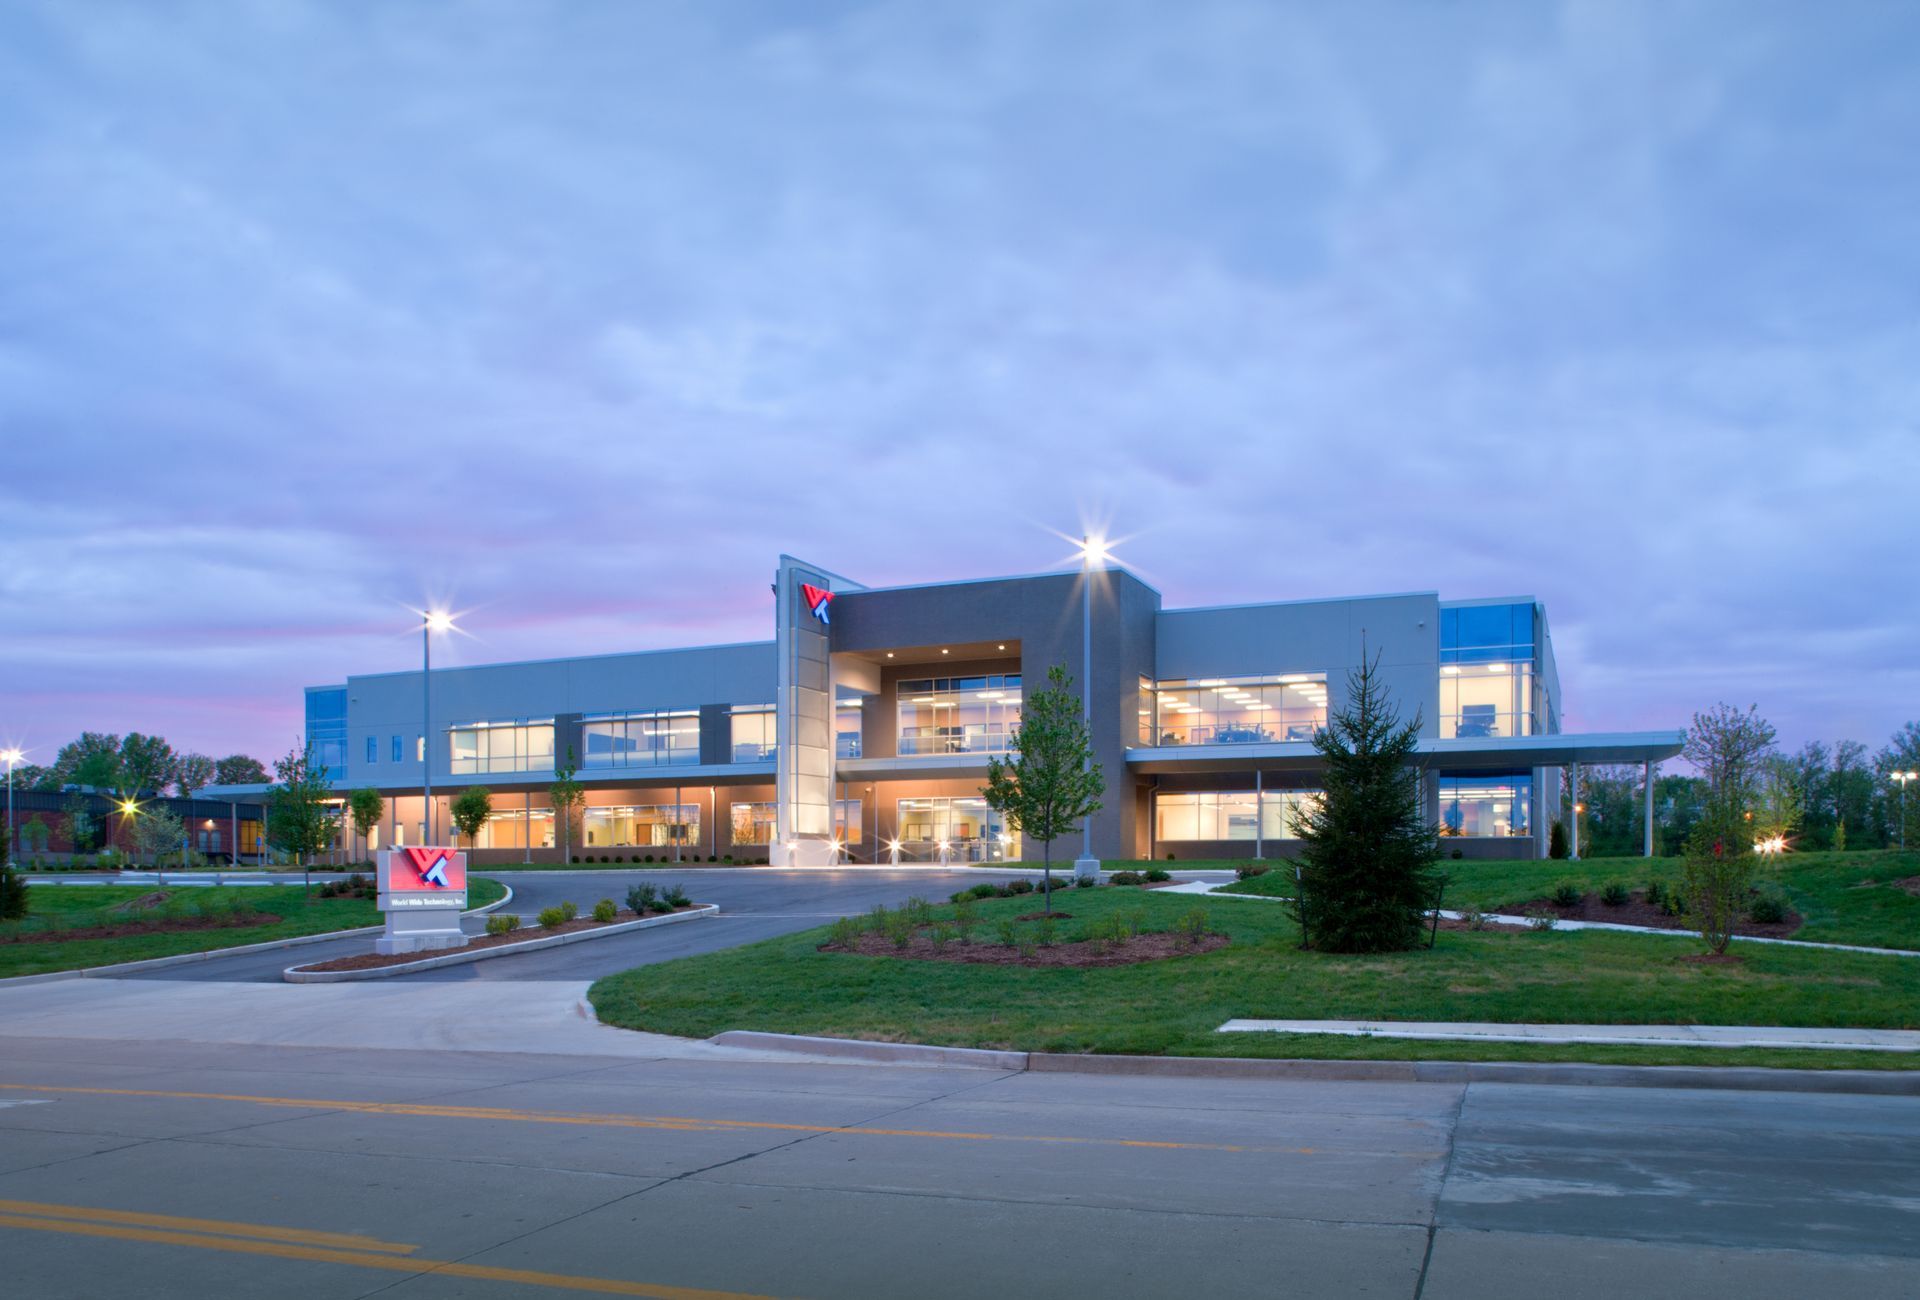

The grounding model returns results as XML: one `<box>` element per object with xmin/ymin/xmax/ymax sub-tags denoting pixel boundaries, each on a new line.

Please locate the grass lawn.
<box><xmin>1</xmin><ymin>878</ymin><xmax>507</xmax><ymax>978</ymax></box>
<box><xmin>1219</xmin><ymin>850</ymin><xmax>1920</xmax><ymax>952</ymax></box>
<box><xmin>588</xmin><ymin>884</ymin><xmax>1920</xmax><ymax>1070</ymax></box>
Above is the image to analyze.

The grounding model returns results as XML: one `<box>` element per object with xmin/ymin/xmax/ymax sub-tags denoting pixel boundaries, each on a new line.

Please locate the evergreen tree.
<box><xmin>1289</xmin><ymin>652</ymin><xmax>1441</xmax><ymax>953</ymax></box>
<box><xmin>0</xmin><ymin>832</ymin><xmax>25</xmax><ymax>921</ymax></box>
<box><xmin>1548</xmin><ymin>820</ymin><xmax>1569</xmax><ymax>860</ymax></box>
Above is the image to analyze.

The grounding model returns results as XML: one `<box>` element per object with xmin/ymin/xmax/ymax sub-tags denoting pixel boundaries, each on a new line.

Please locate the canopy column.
<box><xmin>1569</xmin><ymin>764</ymin><xmax>1581</xmax><ymax>861</ymax></box>
<box><xmin>1644</xmin><ymin>760</ymin><xmax>1656</xmax><ymax>858</ymax></box>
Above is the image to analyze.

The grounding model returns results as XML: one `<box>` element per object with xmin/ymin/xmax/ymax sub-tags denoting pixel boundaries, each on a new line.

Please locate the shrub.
<box><xmin>952</xmin><ymin>895</ymin><xmax>977</xmax><ymax>939</ymax></box>
<box><xmin>1166</xmin><ymin>852</ymin><xmax>1176</xmax><ymax>861</ymax></box>
<box><xmin>626</xmin><ymin>883</ymin><xmax>659</xmax><ymax>913</ymax></box>
<box><xmin>664</xmin><ymin>886</ymin><xmax>690</xmax><ymax>908</ymax></box>
<box><xmin>1144</xmin><ymin>867</ymin><xmax>1171</xmax><ymax>883</ymax></box>
<box><xmin>1461</xmin><ymin>906</ymin><xmax>1489</xmax><ymax>931</ymax></box>
<box><xmin>826</xmin><ymin>916</ymin><xmax>860</xmax><ymax>947</ymax></box>
<box><xmin>1074</xmin><ymin>875</ymin><xmax>1095</xmax><ymax>888</ymax></box>
<box><xmin>644</xmin><ymin>853</ymin><xmax>655</xmax><ymax>863</ymax></box>
<box><xmin>1173</xmin><ymin>907</ymin><xmax>1210</xmax><ymax>946</ymax></box>
<box><xmin>1006</xmin><ymin>879</ymin><xmax>1034</xmax><ymax>895</ymax></box>
<box><xmin>1089</xmin><ymin>914</ymin><xmax>1130</xmax><ymax>950</ymax></box>
<box><xmin>884</xmin><ymin>909</ymin><xmax>916</xmax><ymax>950</ymax></box>
<box><xmin>967</xmin><ymin>883</ymin><xmax>999</xmax><ymax>900</ymax></box>
<box><xmin>867</xmin><ymin>903</ymin><xmax>891</xmax><ymax>933</ymax></box>
<box><xmin>1645</xmin><ymin>879</ymin><xmax>1666</xmax><ymax>908</ymax></box>
<box><xmin>1450</xmin><ymin>849</ymin><xmax>1464</xmax><ymax>860</ymax></box>
<box><xmin>560</xmin><ymin>900</ymin><xmax>579</xmax><ymax>921</ymax></box>
<box><xmin>1749</xmin><ymin>892</ymin><xmax>1789</xmax><ymax>925</ymax></box>
<box><xmin>929</xmin><ymin>923</ymin><xmax>957</xmax><ymax>953</ymax></box>
<box><xmin>1235</xmin><ymin>864</ymin><xmax>1270</xmax><ymax>880</ymax></box>
<box><xmin>905</xmin><ymin>895</ymin><xmax>934</xmax><ymax>925</ymax></box>
<box><xmin>537</xmin><ymin>906</ymin><xmax>568</xmax><ymax>930</ymax></box>
<box><xmin>1109</xmin><ymin>870</ymin><xmax>1144</xmax><ymax>886</ymax></box>
<box><xmin>1036</xmin><ymin>916</ymin><xmax>1058</xmax><ymax>948</ymax></box>
<box><xmin>485</xmin><ymin>914</ymin><xmax>519</xmax><ymax>936</ymax></box>
<box><xmin>1658</xmin><ymin>889</ymin><xmax>1686</xmax><ymax>918</ymax></box>
<box><xmin>1526</xmin><ymin>911</ymin><xmax>1557</xmax><ymax>932</ymax></box>
<box><xmin>1548</xmin><ymin>821</ymin><xmax>1569</xmax><ymax>859</ymax></box>
<box><xmin>994</xmin><ymin>919</ymin><xmax>1019</xmax><ymax>948</ymax></box>
<box><xmin>1550</xmin><ymin>883</ymin><xmax>1583</xmax><ymax>908</ymax></box>
<box><xmin>592</xmin><ymin>899</ymin><xmax>617</xmax><ymax>923</ymax></box>
<box><xmin>1600</xmin><ymin>883</ymin><xmax>1630</xmax><ymax>907</ymax></box>
<box><xmin>1123</xmin><ymin>908</ymin><xmax>1148</xmax><ymax>939</ymax></box>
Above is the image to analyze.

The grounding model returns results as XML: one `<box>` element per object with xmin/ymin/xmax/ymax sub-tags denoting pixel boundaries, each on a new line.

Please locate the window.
<box><xmin>365</xmin><ymin>736</ymin><xmax>377</xmax><ymax>765</ymax></box>
<box><xmin>584</xmin><ymin>711</ymin><xmax>700</xmax><ymax>768</ymax></box>
<box><xmin>476</xmin><ymin>809</ymin><xmax>553</xmax><ymax>850</ymax></box>
<box><xmin>417</xmin><ymin>736</ymin><xmax>424</xmax><ymax>762</ymax></box>
<box><xmin>896</xmin><ymin>675</ymin><xmax>1022</xmax><ymax>756</ymax></box>
<box><xmin>836</xmin><ymin>700</ymin><xmax>863</xmax><ymax>759</ymax></box>
<box><xmin>1440</xmin><ymin>662</ymin><xmax>1535</xmax><ymax>739</ymax></box>
<box><xmin>448</xmin><ymin>721</ymin><xmax>557</xmax><ymax>775</ymax></box>
<box><xmin>730</xmin><ymin>707</ymin><xmax>775</xmax><ymax>762</ymax></box>
<box><xmin>1441</xmin><ymin>603</ymin><xmax>1534</xmax><ymax>664</ymax></box>
<box><xmin>1146</xmin><ymin>675</ymin><xmax>1327</xmax><ymax>747</ymax></box>
<box><xmin>583</xmin><ymin>804</ymin><xmax>700</xmax><ymax>848</ymax></box>
<box><xmin>835</xmin><ymin>798</ymin><xmax>862</xmax><ymax>845</ymax></box>
<box><xmin>305</xmin><ymin>687</ymin><xmax>347</xmax><ymax>780</ymax></box>
<box><xmin>1154</xmin><ymin>790</ymin><xmax>1322</xmax><ymax>841</ymax></box>
<box><xmin>1440</xmin><ymin>774</ymin><xmax>1531</xmax><ymax>837</ymax></box>
<box><xmin>392</xmin><ymin>735</ymin><xmax>403</xmax><ymax>764</ymax></box>
<box><xmin>893</xmin><ymin>796</ymin><xmax>1018</xmax><ymax>862</ymax></box>
<box><xmin>730</xmin><ymin>802</ymin><xmax>777</xmax><ymax>846</ymax></box>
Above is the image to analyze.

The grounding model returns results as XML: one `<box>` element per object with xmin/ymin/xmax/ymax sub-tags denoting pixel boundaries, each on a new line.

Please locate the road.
<box><xmin>2</xmin><ymin>867</ymin><xmax>1917</xmax><ymax>1296</ymax></box>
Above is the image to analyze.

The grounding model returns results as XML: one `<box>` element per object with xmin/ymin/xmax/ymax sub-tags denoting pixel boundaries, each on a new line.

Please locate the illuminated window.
<box><xmin>475</xmin><ymin>809</ymin><xmax>554</xmax><ymax>850</ymax></box>
<box><xmin>583</xmin><ymin>711</ymin><xmax>699</xmax><ymax>768</ymax></box>
<box><xmin>1146</xmin><ymin>675</ymin><xmax>1327</xmax><ymax>747</ymax></box>
<box><xmin>730</xmin><ymin>707</ymin><xmax>775</xmax><ymax>762</ymax></box>
<box><xmin>449</xmin><ymin>721</ymin><xmax>557</xmax><ymax>775</ymax></box>
<box><xmin>1439</xmin><ymin>774</ymin><xmax>1531</xmax><ymax>837</ymax></box>
<box><xmin>1440</xmin><ymin>663</ymin><xmax>1535</xmax><ymax>739</ymax></box>
<box><xmin>897</xmin><ymin>676</ymin><xmax>1022</xmax><ymax>756</ymax></box>
<box><xmin>836</xmin><ymin>700</ymin><xmax>863</xmax><ymax>759</ymax></box>
<box><xmin>894</xmin><ymin>797</ymin><xmax>1018</xmax><ymax>862</ymax></box>
<box><xmin>834</xmin><ymin>799</ymin><xmax>862</xmax><ymax>844</ymax></box>
<box><xmin>730</xmin><ymin>801</ymin><xmax>777</xmax><ymax>846</ymax></box>
<box><xmin>583</xmin><ymin>804</ymin><xmax>699</xmax><ymax>848</ymax></box>
<box><xmin>1154</xmin><ymin>790</ymin><xmax>1322</xmax><ymax>841</ymax></box>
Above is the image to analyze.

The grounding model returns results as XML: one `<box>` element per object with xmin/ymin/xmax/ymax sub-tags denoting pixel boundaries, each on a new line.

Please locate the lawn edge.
<box><xmin>282</xmin><ymin>902</ymin><xmax>717</xmax><ymax>982</ymax></box>
<box><xmin>0</xmin><ymin>885</ymin><xmax>514</xmax><ymax>987</ymax></box>
<box><xmin>707</xmin><ymin>1030</ymin><xmax>1920</xmax><ymax>1095</ymax></box>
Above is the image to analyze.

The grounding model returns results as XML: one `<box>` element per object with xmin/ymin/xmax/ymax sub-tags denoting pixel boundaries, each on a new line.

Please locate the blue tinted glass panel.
<box><xmin>392</xmin><ymin>735</ymin><xmax>402</xmax><ymax>763</ymax></box>
<box><xmin>365</xmin><ymin>736</ymin><xmax>377</xmax><ymax>764</ymax></box>
<box><xmin>305</xmin><ymin>688</ymin><xmax>348</xmax><ymax>780</ymax></box>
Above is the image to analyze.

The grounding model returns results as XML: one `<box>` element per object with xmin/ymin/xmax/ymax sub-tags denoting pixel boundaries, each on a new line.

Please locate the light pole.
<box><xmin>422</xmin><ymin>610</ymin><xmax>455</xmax><ymax>845</ymax></box>
<box><xmin>1894</xmin><ymin>770</ymin><xmax>1918</xmax><ymax>851</ymax></box>
<box><xmin>1</xmin><ymin>748</ymin><xmax>21</xmax><ymax>863</ymax></box>
<box><xmin>1074</xmin><ymin>535</ymin><xmax>1111</xmax><ymax>881</ymax></box>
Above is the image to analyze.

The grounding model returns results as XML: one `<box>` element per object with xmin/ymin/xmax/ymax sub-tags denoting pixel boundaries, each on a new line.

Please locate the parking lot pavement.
<box><xmin>1</xmin><ymin>1034</ymin><xmax>1916</xmax><ymax>1298</ymax></box>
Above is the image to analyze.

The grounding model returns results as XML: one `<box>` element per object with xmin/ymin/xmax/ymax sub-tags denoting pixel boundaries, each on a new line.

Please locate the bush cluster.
<box><xmin>485</xmin><ymin>913</ymin><xmax>520</xmax><ymax>936</ymax></box>
<box><xmin>317</xmin><ymin>873</ymin><xmax>376</xmax><ymax>901</ymax></box>
<box><xmin>537</xmin><ymin>906</ymin><xmax>569</xmax><ymax>930</ymax></box>
<box><xmin>1600</xmin><ymin>883</ymin><xmax>1631</xmax><ymax>908</ymax></box>
<box><xmin>1550</xmin><ymin>882</ymin><xmax>1583</xmax><ymax>908</ymax></box>
<box><xmin>1108</xmin><ymin>870</ymin><xmax>1145</xmax><ymax>886</ymax></box>
<box><xmin>1235</xmin><ymin>864</ymin><xmax>1271</xmax><ymax>881</ymax></box>
<box><xmin>1748</xmin><ymin>892</ymin><xmax>1789</xmax><ymax>925</ymax></box>
<box><xmin>592</xmin><ymin>899</ymin><xmax>618</xmax><ymax>923</ymax></box>
<box><xmin>1144</xmin><ymin>867</ymin><xmax>1171</xmax><ymax>883</ymax></box>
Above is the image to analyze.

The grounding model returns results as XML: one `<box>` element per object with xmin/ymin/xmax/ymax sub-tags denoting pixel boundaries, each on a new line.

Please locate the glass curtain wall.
<box><xmin>305</xmin><ymin>688</ymin><xmax>347</xmax><ymax>780</ymax></box>
<box><xmin>896</xmin><ymin>676</ymin><xmax>1022</xmax><ymax>756</ymax></box>
<box><xmin>1439</xmin><ymin>774</ymin><xmax>1532</xmax><ymax>837</ymax></box>
<box><xmin>583</xmin><ymin>804</ymin><xmax>700</xmax><ymax>848</ymax></box>
<box><xmin>449</xmin><ymin>722</ymin><xmax>556</xmax><ymax>775</ymax></box>
<box><xmin>1440</xmin><ymin>604</ymin><xmax>1537</xmax><ymax>739</ymax></box>
<box><xmin>836</xmin><ymin>701</ymin><xmax>863</xmax><ymax>758</ymax></box>
<box><xmin>1148</xmin><ymin>675</ymin><xmax>1327</xmax><ymax>747</ymax></box>
<box><xmin>583</xmin><ymin>712</ymin><xmax>700</xmax><ymax>768</ymax></box>
<box><xmin>894</xmin><ymin>796</ymin><xmax>1019</xmax><ymax>861</ymax></box>
<box><xmin>1154</xmin><ymin>790</ymin><xmax>1323</xmax><ymax>841</ymax></box>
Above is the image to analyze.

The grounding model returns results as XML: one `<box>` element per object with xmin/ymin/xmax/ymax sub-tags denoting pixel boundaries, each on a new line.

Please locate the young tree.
<box><xmin>549</xmin><ymin>750</ymin><xmax>585</xmax><ymax>865</ymax></box>
<box><xmin>61</xmin><ymin>794</ymin><xmax>97</xmax><ymax>857</ymax></box>
<box><xmin>132</xmin><ymin>807</ymin><xmax>186</xmax><ymax>871</ymax></box>
<box><xmin>1289</xmin><ymin>652</ymin><xmax>1442</xmax><ymax>953</ymax></box>
<box><xmin>1682</xmin><ymin>704</ymin><xmax>1776</xmax><ymax>805</ymax></box>
<box><xmin>1679</xmin><ymin>703</ymin><xmax>1777</xmax><ymax>956</ymax></box>
<box><xmin>117</xmin><ymin>733</ymin><xmax>178</xmax><ymax>799</ymax></box>
<box><xmin>451</xmin><ymin>787</ymin><xmax>493</xmax><ymax>850</ymax></box>
<box><xmin>267</xmin><ymin>743</ymin><xmax>341</xmax><ymax>899</ymax></box>
<box><xmin>347</xmin><ymin>788</ymin><xmax>386</xmax><ymax>859</ymax></box>
<box><xmin>982</xmin><ymin>664</ymin><xmax>1105</xmax><ymax>914</ymax></box>
<box><xmin>214</xmin><ymin>754</ymin><xmax>272</xmax><ymax>785</ymax></box>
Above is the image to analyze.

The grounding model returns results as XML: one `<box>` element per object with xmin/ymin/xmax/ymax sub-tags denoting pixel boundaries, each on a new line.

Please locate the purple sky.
<box><xmin>3</xmin><ymin>1</ymin><xmax>1917</xmax><ymax>767</ymax></box>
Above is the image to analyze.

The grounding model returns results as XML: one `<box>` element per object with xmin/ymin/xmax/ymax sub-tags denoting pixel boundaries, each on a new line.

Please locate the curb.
<box><xmin>699</xmin><ymin>1031</ymin><xmax>1920</xmax><ymax>1096</ymax></box>
<box><xmin>0</xmin><ymin>886</ymin><xmax>514</xmax><ymax>988</ymax></box>
<box><xmin>282</xmin><ymin>903</ymin><xmax>717</xmax><ymax>982</ymax></box>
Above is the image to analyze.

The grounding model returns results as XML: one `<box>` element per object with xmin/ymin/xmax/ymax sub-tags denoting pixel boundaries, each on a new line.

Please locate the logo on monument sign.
<box><xmin>401</xmin><ymin>846</ymin><xmax>461</xmax><ymax>890</ymax></box>
<box><xmin>801</xmin><ymin>582</ymin><xmax>833</xmax><ymax>625</ymax></box>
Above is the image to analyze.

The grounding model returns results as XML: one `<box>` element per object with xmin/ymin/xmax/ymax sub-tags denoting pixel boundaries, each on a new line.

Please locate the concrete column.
<box><xmin>1254</xmin><ymin>768</ymin><xmax>1264</xmax><ymax>862</ymax></box>
<box><xmin>1643</xmin><ymin>760</ymin><xmax>1656</xmax><ymax>858</ymax></box>
<box><xmin>523</xmin><ymin>789</ymin><xmax>531</xmax><ymax>864</ymax></box>
<box><xmin>1569</xmin><ymin>764</ymin><xmax>1581</xmax><ymax>860</ymax></box>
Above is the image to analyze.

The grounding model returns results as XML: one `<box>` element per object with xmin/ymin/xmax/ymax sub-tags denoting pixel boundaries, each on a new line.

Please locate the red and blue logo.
<box><xmin>404</xmin><ymin>846</ymin><xmax>458</xmax><ymax>889</ymax></box>
<box><xmin>801</xmin><ymin>582</ymin><xmax>833</xmax><ymax>626</ymax></box>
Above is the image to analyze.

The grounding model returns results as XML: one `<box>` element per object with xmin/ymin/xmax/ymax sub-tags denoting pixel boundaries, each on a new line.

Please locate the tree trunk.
<box><xmin>1042</xmin><ymin>839</ymin><xmax>1052</xmax><ymax>916</ymax></box>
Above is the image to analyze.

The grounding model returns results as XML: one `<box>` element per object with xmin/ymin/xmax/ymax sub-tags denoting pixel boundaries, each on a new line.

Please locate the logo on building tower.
<box><xmin>801</xmin><ymin>583</ymin><xmax>833</xmax><ymax>626</ymax></box>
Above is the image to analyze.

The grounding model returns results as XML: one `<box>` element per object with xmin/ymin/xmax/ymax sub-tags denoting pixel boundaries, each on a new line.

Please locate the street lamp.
<box><xmin>1</xmin><ymin>747</ymin><xmax>21</xmax><ymax>862</ymax></box>
<box><xmin>422</xmin><ymin>610</ymin><xmax>456</xmax><ymax>845</ymax></box>
<box><xmin>1893</xmin><ymin>770</ymin><xmax>1919</xmax><ymax>851</ymax></box>
<box><xmin>1074</xmin><ymin>535</ymin><xmax>1112</xmax><ymax>881</ymax></box>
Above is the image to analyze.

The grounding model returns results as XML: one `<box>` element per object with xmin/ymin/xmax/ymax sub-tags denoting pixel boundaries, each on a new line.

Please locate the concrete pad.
<box><xmin>1220</xmin><ymin>1018</ymin><xmax>1920</xmax><ymax>1051</ymax></box>
<box><xmin>1421</xmin><ymin>1228</ymin><xmax>1920</xmax><ymax>1300</ymax></box>
<box><xmin>380</xmin><ymin>1175</ymin><xmax>1431</xmax><ymax>1300</ymax></box>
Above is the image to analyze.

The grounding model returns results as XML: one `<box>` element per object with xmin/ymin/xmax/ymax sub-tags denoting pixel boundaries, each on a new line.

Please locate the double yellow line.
<box><xmin>0</xmin><ymin>1199</ymin><xmax>772</xmax><ymax>1298</ymax></box>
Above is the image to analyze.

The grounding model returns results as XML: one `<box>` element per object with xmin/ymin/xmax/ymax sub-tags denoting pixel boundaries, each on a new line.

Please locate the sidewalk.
<box><xmin>1218</xmin><ymin>1019</ymin><xmax>1920</xmax><ymax>1052</ymax></box>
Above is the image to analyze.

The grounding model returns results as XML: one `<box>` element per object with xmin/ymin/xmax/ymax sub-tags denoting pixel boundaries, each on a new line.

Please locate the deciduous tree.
<box><xmin>214</xmin><ymin>754</ymin><xmax>271</xmax><ymax>786</ymax></box>
<box><xmin>451</xmin><ymin>787</ymin><xmax>493</xmax><ymax>850</ymax></box>
<box><xmin>549</xmin><ymin>751</ymin><xmax>585</xmax><ymax>865</ymax></box>
<box><xmin>347</xmin><ymin>788</ymin><xmax>386</xmax><ymax>858</ymax></box>
<box><xmin>982</xmin><ymin>664</ymin><xmax>1105</xmax><ymax>913</ymax></box>
<box><xmin>267</xmin><ymin>743</ymin><xmax>340</xmax><ymax>899</ymax></box>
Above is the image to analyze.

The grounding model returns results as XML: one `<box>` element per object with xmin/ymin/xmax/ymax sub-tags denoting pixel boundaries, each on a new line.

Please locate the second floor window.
<box><xmin>1145</xmin><ymin>675</ymin><xmax>1327</xmax><ymax>747</ymax></box>
<box><xmin>896</xmin><ymin>675</ymin><xmax>1022</xmax><ymax>756</ymax></box>
<box><xmin>449</xmin><ymin>721</ymin><xmax>557</xmax><ymax>775</ymax></box>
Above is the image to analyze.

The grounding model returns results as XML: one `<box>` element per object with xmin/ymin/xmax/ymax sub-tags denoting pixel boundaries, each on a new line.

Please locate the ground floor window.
<box><xmin>894</xmin><ymin>797</ymin><xmax>1018</xmax><ymax>861</ymax></box>
<box><xmin>834</xmin><ymin>799</ymin><xmax>862</xmax><ymax>845</ymax></box>
<box><xmin>731</xmin><ymin>801</ymin><xmax>777</xmax><ymax>846</ymax></box>
<box><xmin>1439</xmin><ymin>773</ymin><xmax>1531</xmax><ymax>837</ymax></box>
<box><xmin>583</xmin><ymin>804</ymin><xmax>699</xmax><ymax>848</ymax></box>
<box><xmin>1154</xmin><ymin>789</ymin><xmax>1322</xmax><ymax>841</ymax></box>
<box><xmin>478</xmin><ymin>809</ymin><xmax>554</xmax><ymax>850</ymax></box>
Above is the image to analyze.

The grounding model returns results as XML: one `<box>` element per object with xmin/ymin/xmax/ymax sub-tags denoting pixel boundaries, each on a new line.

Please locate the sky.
<box><xmin>2</xmin><ymin>0</ymin><xmax>1917</xmax><ymax>768</ymax></box>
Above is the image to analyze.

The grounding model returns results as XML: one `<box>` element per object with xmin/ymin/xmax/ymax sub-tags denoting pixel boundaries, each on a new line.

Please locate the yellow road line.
<box><xmin>0</xmin><ymin>1082</ymin><xmax>1293</xmax><ymax>1154</ymax></box>
<box><xmin>0</xmin><ymin>1198</ymin><xmax>416</xmax><ymax>1253</ymax></box>
<box><xmin>0</xmin><ymin>1210</ymin><xmax>772</xmax><ymax>1298</ymax></box>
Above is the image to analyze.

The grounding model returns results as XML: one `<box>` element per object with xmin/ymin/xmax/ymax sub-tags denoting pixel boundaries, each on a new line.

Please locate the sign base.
<box><xmin>377</xmin><ymin>848</ymin><xmax>471</xmax><ymax>954</ymax></box>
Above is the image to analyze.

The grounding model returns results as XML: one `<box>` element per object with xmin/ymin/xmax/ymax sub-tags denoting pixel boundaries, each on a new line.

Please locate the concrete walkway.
<box><xmin>1220</xmin><ymin>1019</ymin><xmax>1920</xmax><ymax>1052</ymax></box>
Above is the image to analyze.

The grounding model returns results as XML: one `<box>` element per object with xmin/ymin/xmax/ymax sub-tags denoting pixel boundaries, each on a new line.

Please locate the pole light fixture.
<box><xmin>1</xmin><ymin>747</ymin><xmax>21</xmax><ymax>862</ymax></box>
<box><xmin>1072</xmin><ymin>534</ymin><xmax>1116</xmax><ymax>881</ymax></box>
<box><xmin>421</xmin><ymin>609</ymin><xmax>457</xmax><ymax>845</ymax></box>
<box><xmin>1894</xmin><ymin>770</ymin><xmax>1919</xmax><ymax>851</ymax></box>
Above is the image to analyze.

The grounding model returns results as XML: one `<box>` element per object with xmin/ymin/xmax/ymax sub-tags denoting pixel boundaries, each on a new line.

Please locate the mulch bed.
<box><xmin>292</xmin><ymin>905</ymin><xmax>698</xmax><ymax>973</ymax></box>
<box><xmin>1503</xmin><ymin>889</ymin><xmax>1803</xmax><ymax>939</ymax></box>
<box><xmin>1</xmin><ymin>914</ymin><xmax>280</xmax><ymax>945</ymax></box>
<box><xmin>820</xmin><ymin>930</ymin><xmax>1229</xmax><ymax>968</ymax></box>
<box><xmin>1895</xmin><ymin>875</ymin><xmax>1920</xmax><ymax>898</ymax></box>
